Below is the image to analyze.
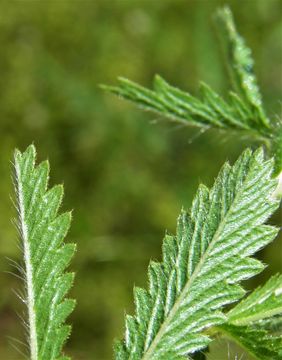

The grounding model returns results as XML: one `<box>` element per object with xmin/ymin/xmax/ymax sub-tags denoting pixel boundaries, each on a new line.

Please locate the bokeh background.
<box><xmin>0</xmin><ymin>1</ymin><xmax>281</xmax><ymax>359</ymax></box>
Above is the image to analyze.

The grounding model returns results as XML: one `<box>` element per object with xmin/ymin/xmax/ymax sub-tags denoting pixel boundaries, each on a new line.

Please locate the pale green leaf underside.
<box><xmin>115</xmin><ymin>148</ymin><xmax>279</xmax><ymax>360</ymax></box>
<box><xmin>14</xmin><ymin>145</ymin><xmax>75</xmax><ymax>360</ymax></box>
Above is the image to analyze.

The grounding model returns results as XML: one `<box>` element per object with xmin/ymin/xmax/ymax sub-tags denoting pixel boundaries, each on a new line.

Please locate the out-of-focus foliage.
<box><xmin>0</xmin><ymin>1</ymin><xmax>281</xmax><ymax>359</ymax></box>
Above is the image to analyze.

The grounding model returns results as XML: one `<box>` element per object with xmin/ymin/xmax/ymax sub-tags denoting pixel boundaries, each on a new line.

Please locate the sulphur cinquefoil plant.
<box><xmin>14</xmin><ymin>145</ymin><xmax>76</xmax><ymax>360</ymax></box>
<box><xmin>104</xmin><ymin>6</ymin><xmax>282</xmax><ymax>360</ymax></box>
<box><xmin>12</xmin><ymin>6</ymin><xmax>281</xmax><ymax>360</ymax></box>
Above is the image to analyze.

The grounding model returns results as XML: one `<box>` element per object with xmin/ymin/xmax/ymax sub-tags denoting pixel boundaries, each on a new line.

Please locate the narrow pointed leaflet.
<box><xmin>114</xmin><ymin>148</ymin><xmax>280</xmax><ymax>360</ymax></box>
<box><xmin>14</xmin><ymin>145</ymin><xmax>76</xmax><ymax>360</ymax></box>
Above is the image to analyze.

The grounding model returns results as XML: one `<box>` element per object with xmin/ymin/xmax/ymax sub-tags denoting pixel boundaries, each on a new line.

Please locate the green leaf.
<box><xmin>215</xmin><ymin>6</ymin><xmax>269</xmax><ymax>128</ymax></box>
<box><xmin>227</xmin><ymin>274</ymin><xmax>282</xmax><ymax>326</ymax></box>
<box><xmin>216</xmin><ymin>275</ymin><xmax>282</xmax><ymax>360</ymax></box>
<box><xmin>103</xmin><ymin>75</ymin><xmax>271</xmax><ymax>139</ymax></box>
<box><xmin>103</xmin><ymin>7</ymin><xmax>282</xmax><ymax>172</ymax></box>
<box><xmin>220</xmin><ymin>324</ymin><xmax>282</xmax><ymax>360</ymax></box>
<box><xmin>114</xmin><ymin>148</ymin><xmax>279</xmax><ymax>360</ymax></box>
<box><xmin>14</xmin><ymin>145</ymin><xmax>76</xmax><ymax>360</ymax></box>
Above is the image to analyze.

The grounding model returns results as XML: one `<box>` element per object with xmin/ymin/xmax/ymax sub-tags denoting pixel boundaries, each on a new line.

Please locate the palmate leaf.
<box><xmin>115</xmin><ymin>148</ymin><xmax>280</xmax><ymax>360</ymax></box>
<box><xmin>14</xmin><ymin>145</ymin><xmax>76</xmax><ymax>360</ymax></box>
<box><xmin>216</xmin><ymin>275</ymin><xmax>282</xmax><ymax>360</ymax></box>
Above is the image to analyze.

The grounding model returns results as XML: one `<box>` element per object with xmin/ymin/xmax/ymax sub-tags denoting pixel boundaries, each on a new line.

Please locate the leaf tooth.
<box><xmin>114</xmin><ymin>340</ymin><xmax>129</xmax><ymax>360</ymax></box>
<box><xmin>226</xmin><ymin>196</ymin><xmax>277</xmax><ymax>236</ymax></box>
<box><xmin>210</xmin><ymin>225</ymin><xmax>277</xmax><ymax>259</ymax></box>
<box><xmin>231</xmin><ymin>148</ymin><xmax>252</xmax><ymax>192</ymax></box>
<box><xmin>227</xmin><ymin>257</ymin><xmax>265</xmax><ymax>283</ymax></box>
<box><xmin>189</xmin><ymin>312</ymin><xmax>226</xmax><ymax>333</ymax></box>
<box><xmin>229</xmin><ymin>91</ymin><xmax>252</xmax><ymax>121</ymax></box>
<box><xmin>31</xmin><ymin>212</ymin><xmax>72</xmax><ymax>269</ymax></box>
<box><xmin>29</xmin><ymin>184</ymin><xmax>64</xmax><ymax>240</ymax></box>
<box><xmin>207</xmin><ymin>283</ymin><xmax>244</xmax><ymax>310</ymax></box>
<box><xmin>188</xmin><ymin>185</ymin><xmax>209</xmax><ymax>279</ymax></box>
<box><xmin>134</xmin><ymin>287</ymin><xmax>152</xmax><ymax>325</ymax></box>
<box><xmin>175</xmin><ymin>335</ymin><xmax>210</xmax><ymax>357</ymax></box>
<box><xmin>158</xmin><ymin>332</ymin><xmax>211</xmax><ymax>358</ymax></box>
<box><xmin>199</xmin><ymin>163</ymin><xmax>232</xmax><ymax>251</ymax></box>
<box><xmin>176</xmin><ymin>281</ymin><xmax>242</xmax><ymax>320</ymax></box>
<box><xmin>36</xmin><ymin>273</ymin><xmax>75</xmax><ymax>338</ymax></box>
<box><xmin>39</xmin><ymin>321</ymin><xmax>71</xmax><ymax>358</ymax></box>
<box><xmin>148</xmin><ymin>262</ymin><xmax>165</xmax><ymax>300</ymax></box>
<box><xmin>15</xmin><ymin>145</ymin><xmax>36</xmax><ymax>181</ymax></box>
<box><xmin>154</xmin><ymin>76</ymin><xmax>213</xmax><ymax>123</ymax></box>
<box><xmin>52</xmin><ymin>299</ymin><xmax>76</xmax><ymax>329</ymax></box>
<box><xmin>199</xmin><ymin>82</ymin><xmax>246</xmax><ymax>129</ymax></box>
<box><xmin>145</xmin><ymin>262</ymin><xmax>166</xmax><ymax>351</ymax></box>
<box><xmin>162</xmin><ymin>234</ymin><xmax>177</xmax><ymax>272</ymax></box>
<box><xmin>240</xmin><ymin>225</ymin><xmax>279</xmax><ymax>257</ymax></box>
<box><xmin>35</xmin><ymin>244</ymin><xmax>76</xmax><ymax>303</ymax></box>
<box><xmin>49</xmin><ymin>325</ymin><xmax>72</xmax><ymax>360</ymax></box>
<box><xmin>25</xmin><ymin>161</ymin><xmax>49</xmax><ymax>218</ymax></box>
<box><xmin>125</xmin><ymin>314</ymin><xmax>138</xmax><ymax>351</ymax></box>
<box><xmin>176</xmin><ymin>210</ymin><xmax>192</xmax><ymax>293</ymax></box>
<box><xmin>164</xmin><ymin>268</ymin><xmax>177</xmax><ymax>317</ymax></box>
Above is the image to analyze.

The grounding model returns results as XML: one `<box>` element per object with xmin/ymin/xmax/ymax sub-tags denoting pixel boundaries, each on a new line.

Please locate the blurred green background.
<box><xmin>0</xmin><ymin>1</ymin><xmax>281</xmax><ymax>359</ymax></box>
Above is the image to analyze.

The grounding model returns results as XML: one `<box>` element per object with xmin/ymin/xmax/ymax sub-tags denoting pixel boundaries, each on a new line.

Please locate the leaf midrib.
<box><xmin>15</xmin><ymin>157</ymin><xmax>38</xmax><ymax>360</ymax></box>
<box><xmin>142</xmin><ymin>168</ymin><xmax>252</xmax><ymax>359</ymax></box>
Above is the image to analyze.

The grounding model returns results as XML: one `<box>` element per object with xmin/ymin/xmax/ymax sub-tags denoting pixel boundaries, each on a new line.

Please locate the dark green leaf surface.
<box><xmin>14</xmin><ymin>145</ymin><xmax>75</xmax><ymax>360</ymax></box>
<box><xmin>228</xmin><ymin>274</ymin><xmax>282</xmax><ymax>326</ymax></box>
<box><xmin>220</xmin><ymin>324</ymin><xmax>282</xmax><ymax>360</ymax></box>
<box><xmin>217</xmin><ymin>275</ymin><xmax>282</xmax><ymax>359</ymax></box>
<box><xmin>115</xmin><ymin>149</ymin><xmax>279</xmax><ymax>360</ymax></box>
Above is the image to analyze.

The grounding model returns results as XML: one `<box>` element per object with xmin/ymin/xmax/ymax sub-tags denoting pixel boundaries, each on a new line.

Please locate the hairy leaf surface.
<box><xmin>14</xmin><ymin>145</ymin><xmax>75</xmax><ymax>360</ymax></box>
<box><xmin>228</xmin><ymin>274</ymin><xmax>282</xmax><ymax>326</ymax></box>
<box><xmin>217</xmin><ymin>275</ymin><xmax>282</xmax><ymax>360</ymax></box>
<box><xmin>114</xmin><ymin>148</ymin><xmax>279</xmax><ymax>360</ymax></box>
<box><xmin>220</xmin><ymin>324</ymin><xmax>282</xmax><ymax>360</ymax></box>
